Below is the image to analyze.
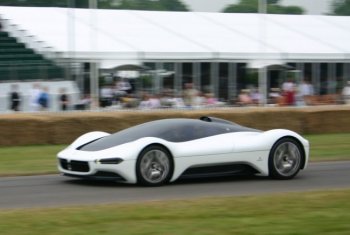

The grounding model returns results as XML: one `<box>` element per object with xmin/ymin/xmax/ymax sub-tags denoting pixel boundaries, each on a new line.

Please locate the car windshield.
<box><xmin>78</xmin><ymin>118</ymin><xmax>258</xmax><ymax>151</ymax></box>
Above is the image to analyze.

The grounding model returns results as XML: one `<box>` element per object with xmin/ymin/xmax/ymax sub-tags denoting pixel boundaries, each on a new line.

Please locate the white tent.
<box><xmin>1</xmin><ymin>6</ymin><xmax>350</xmax><ymax>107</ymax></box>
<box><xmin>1</xmin><ymin>6</ymin><xmax>350</xmax><ymax>66</ymax></box>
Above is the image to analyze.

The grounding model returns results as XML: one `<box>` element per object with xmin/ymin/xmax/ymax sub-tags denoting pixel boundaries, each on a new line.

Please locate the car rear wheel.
<box><xmin>269</xmin><ymin>138</ymin><xmax>303</xmax><ymax>180</ymax></box>
<box><xmin>136</xmin><ymin>145</ymin><xmax>173</xmax><ymax>186</ymax></box>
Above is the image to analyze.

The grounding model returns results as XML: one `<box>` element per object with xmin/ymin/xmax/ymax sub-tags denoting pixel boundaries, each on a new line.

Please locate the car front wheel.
<box><xmin>136</xmin><ymin>145</ymin><xmax>173</xmax><ymax>186</ymax></box>
<box><xmin>269</xmin><ymin>138</ymin><xmax>303</xmax><ymax>180</ymax></box>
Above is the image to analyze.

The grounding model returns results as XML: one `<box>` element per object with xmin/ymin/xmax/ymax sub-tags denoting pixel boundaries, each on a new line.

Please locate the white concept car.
<box><xmin>57</xmin><ymin>117</ymin><xmax>309</xmax><ymax>186</ymax></box>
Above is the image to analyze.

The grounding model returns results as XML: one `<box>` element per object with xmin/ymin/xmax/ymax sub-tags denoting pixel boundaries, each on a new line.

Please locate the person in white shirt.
<box><xmin>282</xmin><ymin>79</ymin><xmax>296</xmax><ymax>106</ymax></box>
<box><xmin>298</xmin><ymin>80</ymin><xmax>314</xmax><ymax>106</ymax></box>
<box><xmin>100</xmin><ymin>85</ymin><xmax>114</xmax><ymax>107</ymax></box>
<box><xmin>342</xmin><ymin>81</ymin><xmax>350</xmax><ymax>105</ymax></box>
<box><xmin>29</xmin><ymin>83</ymin><xmax>42</xmax><ymax>111</ymax></box>
<box><xmin>116</xmin><ymin>78</ymin><xmax>132</xmax><ymax>94</ymax></box>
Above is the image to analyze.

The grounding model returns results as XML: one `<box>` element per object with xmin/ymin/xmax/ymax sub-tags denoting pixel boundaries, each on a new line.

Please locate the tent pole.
<box><xmin>175</xmin><ymin>63</ymin><xmax>183</xmax><ymax>96</ymax></box>
<box><xmin>211</xmin><ymin>62</ymin><xmax>219</xmax><ymax>97</ymax></box>
<box><xmin>155</xmin><ymin>62</ymin><xmax>163</xmax><ymax>94</ymax></box>
<box><xmin>228</xmin><ymin>63</ymin><xmax>237</xmax><ymax>103</ymax></box>
<box><xmin>258</xmin><ymin>0</ymin><xmax>267</xmax><ymax>106</ymax></box>
<box><xmin>328</xmin><ymin>63</ymin><xmax>336</xmax><ymax>94</ymax></box>
<box><xmin>66</xmin><ymin>0</ymin><xmax>75</xmax><ymax>82</ymax></box>
<box><xmin>312</xmin><ymin>63</ymin><xmax>321</xmax><ymax>95</ymax></box>
<box><xmin>90</xmin><ymin>62</ymin><xmax>99</xmax><ymax>109</ymax></box>
<box><xmin>88</xmin><ymin>0</ymin><xmax>98</xmax><ymax>109</ymax></box>
<box><xmin>343</xmin><ymin>63</ymin><xmax>350</xmax><ymax>86</ymax></box>
<box><xmin>193</xmin><ymin>62</ymin><xmax>201</xmax><ymax>92</ymax></box>
<box><xmin>259</xmin><ymin>66</ymin><xmax>267</xmax><ymax>106</ymax></box>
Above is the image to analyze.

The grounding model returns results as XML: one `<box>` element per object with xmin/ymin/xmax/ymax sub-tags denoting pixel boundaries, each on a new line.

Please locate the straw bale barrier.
<box><xmin>1</xmin><ymin>106</ymin><xmax>350</xmax><ymax>146</ymax></box>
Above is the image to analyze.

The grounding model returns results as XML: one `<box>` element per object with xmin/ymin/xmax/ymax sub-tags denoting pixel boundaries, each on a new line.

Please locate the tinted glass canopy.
<box><xmin>78</xmin><ymin>118</ymin><xmax>259</xmax><ymax>151</ymax></box>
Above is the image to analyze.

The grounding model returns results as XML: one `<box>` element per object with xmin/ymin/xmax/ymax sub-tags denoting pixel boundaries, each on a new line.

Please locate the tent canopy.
<box><xmin>1</xmin><ymin>6</ymin><xmax>350</xmax><ymax>65</ymax></box>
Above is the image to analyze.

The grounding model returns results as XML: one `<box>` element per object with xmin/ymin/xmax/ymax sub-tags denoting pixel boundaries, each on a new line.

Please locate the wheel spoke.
<box><xmin>273</xmin><ymin>142</ymin><xmax>301</xmax><ymax>177</ymax></box>
<box><xmin>139</xmin><ymin>149</ymin><xmax>170</xmax><ymax>184</ymax></box>
<box><xmin>141</xmin><ymin>155</ymin><xmax>152</xmax><ymax>174</ymax></box>
<box><xmin>147</xmin><ymin>168</ymin><xmax>153</xmax><ymax>179</ymax></box>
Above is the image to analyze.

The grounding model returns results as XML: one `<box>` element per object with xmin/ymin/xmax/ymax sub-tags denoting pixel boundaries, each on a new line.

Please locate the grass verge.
<box><xmin>0</xmin><ymin>133</ymin><xmax>350</xmax><ymax>176</ymax></box>
<box><xmin>0</xmin><ymin>145</ymin><xmax>65</xmax><ymax>176</ymax></box>
<box><xmin>305</xmin><ymin>133</ymin><xmax>350</xmax><ymax>161</ymax></box>
<box><xmin>0</xmin><ymin>189</ymin><xmax>350</xmax><ymax>235</ymax></box>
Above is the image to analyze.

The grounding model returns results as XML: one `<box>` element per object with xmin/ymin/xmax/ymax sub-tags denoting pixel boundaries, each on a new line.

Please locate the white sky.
<box><xmin>182</xmin><ymin>0</ymin><xmax>333</xmax><ymax>15</ymax></box>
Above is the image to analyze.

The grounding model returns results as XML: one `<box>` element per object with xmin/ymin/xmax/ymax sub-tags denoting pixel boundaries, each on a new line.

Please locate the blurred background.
<box><xmin>0</xmin><ymin>0</ymin><xmax>349</xmax><ymax>112</ymax></box>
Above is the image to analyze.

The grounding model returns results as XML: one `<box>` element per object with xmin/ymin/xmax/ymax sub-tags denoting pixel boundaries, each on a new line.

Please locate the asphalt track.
<box><xmin>1</xmin><ymin>161</ymin><xmax>350</xmax><ymax>209</ymax></box>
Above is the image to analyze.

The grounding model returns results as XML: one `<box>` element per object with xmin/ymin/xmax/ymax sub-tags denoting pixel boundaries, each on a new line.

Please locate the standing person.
<box><xmin>282</xmin><ymin>78</ymin><xmax>296</xmax><ymax>106</ymax></box>
<box><xmin>183</xmin><ymin>83</ymin><xmax>199</xmax><ymax>108</ymax></box>
<box><xmin>38</xmin><ymin>86</ymin><xmax>49</xmax><ymax>111</ymax></box>
<box><xmin>250</xmin><ymin>88</ymin><xmax>261</xmax><ymax>105</ymax></box>
<box><xmin>116</xmin><ymin>77</ymin><xmax>132</xmax><ymax>94</ymax></box>
<box><xmin>238</xmin><ymin>89</ymin><xmax>252</xmax><ymax>106</ymax></box>
<box><xmin>342</xmin><ymin>81</ymin><xmax>350</xmax><ymax>105</ymax></box>
<box><xmin>148</xmin><ymin>94</ymin><xmax>161</xmax><ymax>109</ymax></box>
<box><xmin>9</xmin><ymin>84</ymin><xmax>21</xmax><ymax>111</ymax></box>
<box><xmin>298</xmin><ymin>79</ymin><xmax>314</xmax><ymax>106</ymax></box>
<box><xmin>29</xmin><ymin>83</ymin><xmax>41</xmax><ymax>111</ymax></box>
<box><xmin>100</xmin><ymin>85</ymin><xmax>113</xmax><ymax>107</ymax></box>
<box><xmin>59</xmin><ymin>88</ymin><xmax>69</xmax><ymax>111</ymax></box>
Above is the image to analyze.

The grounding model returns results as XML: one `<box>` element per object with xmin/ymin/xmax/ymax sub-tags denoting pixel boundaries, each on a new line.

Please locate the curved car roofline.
<box><xmin>78</xmin><ymin>117</ymin><xmax>261</xmax><ymax>152</ymax></box>
<box><xmin>199</xmin><ymin>116</ymin><xmax>240</xmax><ymax>126</ymax></box>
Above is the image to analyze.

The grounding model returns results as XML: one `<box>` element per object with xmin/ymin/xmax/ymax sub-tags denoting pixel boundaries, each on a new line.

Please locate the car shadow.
<box><xmin>174</xmin><ymin>174</ymin><xmax>266</xmax><ymax>185</ymax></box>
<box><xmin>173</xmin><ymin>173</ymin><xmax>307</xmax><ymax>185</ymax></box>
<box><xmin>62</xmin><ymin>178</ymin><xmax>134</xmax><ymax>188</ymax></box>
<box><xmin>62</xmin><ymin>173</ymin><xmax>271</xmax><ymax>188</ymax></box>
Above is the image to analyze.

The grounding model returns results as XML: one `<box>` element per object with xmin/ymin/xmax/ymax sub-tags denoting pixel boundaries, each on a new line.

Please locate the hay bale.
<box><xmin>303</xmin><ymin>109</ymin><xmax>350</xmax><ymax>134</ymax></box>
<box><xmin>0</xmin><ymin>114</ymin><xmax>51</xmax><ymax>145</ymax></box>
<box><xmin>1</xmin><ymin>106</ymin><xmax>350</xmax><ymax>146</ymax></box>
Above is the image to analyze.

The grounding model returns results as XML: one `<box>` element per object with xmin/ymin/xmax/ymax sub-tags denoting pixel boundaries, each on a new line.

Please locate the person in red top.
<box><xmin>282</xmin><ymin>78</ymin><xmax>296</xmax><ymax>106</ymax></box>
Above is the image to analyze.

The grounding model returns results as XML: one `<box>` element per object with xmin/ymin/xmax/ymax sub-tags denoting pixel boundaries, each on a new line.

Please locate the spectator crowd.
<box><xmin>8</xmin><ymin>83</ymin><xmax>72</xmax><ymax>112</ymax></box>
<box><xmin>5</xmin><ymin>77</ymin><xmax>350</xmax><ymax>113</ymax></box>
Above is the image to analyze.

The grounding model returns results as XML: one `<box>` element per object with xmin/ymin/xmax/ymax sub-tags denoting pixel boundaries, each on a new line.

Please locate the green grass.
<box><xmin>306</xmin><ymin>133</ymin><xmax>350</xmax><ymax>161</ymax></box>
<box><xmin>0</xmin><ymin>189</ymin><xmax>350</xmax><ymax>235</ymax></box>
<box><xmin>0</xmin><ymin>133</ymin><xmax>350</xmax><ymax>176</ymax></box>
<box><xmin>0</xmin><ymin>145</ymin><xmax>65</xmax><ymax>176</ymax></box>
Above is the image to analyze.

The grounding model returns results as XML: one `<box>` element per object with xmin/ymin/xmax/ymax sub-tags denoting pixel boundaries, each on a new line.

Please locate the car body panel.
<box><xmin>57</xmin><ymin>117</ymin><xmax>309</xmax><ymax>184</ymax></box>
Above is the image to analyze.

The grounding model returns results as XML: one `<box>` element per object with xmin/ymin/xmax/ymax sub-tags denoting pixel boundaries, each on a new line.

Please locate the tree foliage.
<box><xmin>222</xmin><ymin>0</ymin><xmax>304</xmax><ymax>14</ymax></box>
<box><xmin>0</xmin><ymin>0</ymin><xmax>64</xmax><ymax>7</ymax></box>
<box><xmin>0</xmin><ymin>0</ymin><xmax>189</xmax><ymax>11</ymax></box>
<box><xmin>112</xmin><ymin>0</ymin><xmax>188</xmax><ymax>11</ymax></box>
<box><xmin>330</xmin><ymin>0</ymin><xmax>350</xmax><ymax>15</ymax></box>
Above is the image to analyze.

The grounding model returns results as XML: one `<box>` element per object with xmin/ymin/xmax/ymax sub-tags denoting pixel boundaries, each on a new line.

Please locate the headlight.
<box><xmin>95</xmin><ymin>158</ymin><xmax>123</xmax><ymax>165</ymax></box>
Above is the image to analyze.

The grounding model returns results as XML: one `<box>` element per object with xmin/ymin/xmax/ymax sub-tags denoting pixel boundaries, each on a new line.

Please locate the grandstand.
<box><xmin>0</xmin><ymin>28</ymin><xmax>76</xmax><ymax>112</ymax></box>
<box><xmin>0</xmin><ymin>31</ymin><xmax>65</xmax><ymax>81</ymax></box>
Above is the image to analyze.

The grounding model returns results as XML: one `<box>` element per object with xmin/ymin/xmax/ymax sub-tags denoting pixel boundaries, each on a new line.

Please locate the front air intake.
<box><xmin>59</xmin><ymin>159</ymin><xmax>90</xmax><ymax>172</ymax></box>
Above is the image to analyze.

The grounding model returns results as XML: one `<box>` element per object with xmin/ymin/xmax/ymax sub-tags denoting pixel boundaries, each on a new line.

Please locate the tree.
<box><xmin>0</xmin><ymin>0</ymin><xmax>65</xmax><ymax>7</ymax></box>
<box><xmin>222</xmin><ymin>0</ymin><xmax>304</xmax><ymax>15</ymax></box>
<box><xmin>0</xmin><ymin>0</ymin><xmax>189</xmax><ymax>11</ymax></box>
<box><xmin>159</xmin><ymin>0</ymin><xmax>188</xmax><ymax>11</ymax></box>
<box><xmin>111</xmin><ymin>0</ymin><xmax>189</xmax><ymax>11</ymax></box>
<box><xmin>330</xmin><ymin>0</ymin><xmax>350</xmax><ymax>15</ymax></box>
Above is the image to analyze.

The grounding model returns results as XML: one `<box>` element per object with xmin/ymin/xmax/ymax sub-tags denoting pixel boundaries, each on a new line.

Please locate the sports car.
<box><xmin>57</xmin><ymin>116</ymin><xmax>309</xmax><ymax>186</ymax></box>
